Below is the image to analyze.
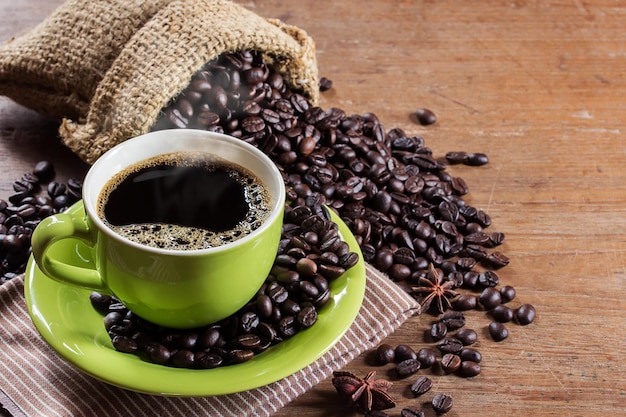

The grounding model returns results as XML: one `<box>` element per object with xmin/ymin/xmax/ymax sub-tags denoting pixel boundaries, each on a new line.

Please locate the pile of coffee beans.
<box><xmin>150</xmin><ymin>50</ymin><xmax>512</xmax><ymax>300</ymax></box>
<box><xmin>0</xmin><ymin>161</ymin><xmax>82</xmax><ymax>283</ymax></box>
<box><xmin>91</xmin><ymin>197</ymin><xmax>359</xmax><ymax>368</ymax></box>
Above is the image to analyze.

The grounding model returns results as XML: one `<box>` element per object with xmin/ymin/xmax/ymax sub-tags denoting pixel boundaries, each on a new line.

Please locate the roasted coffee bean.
<box><xmin>459</xmin><ymin>348</ymin><xmax>482</xmax><ymax>363</ymax></box>
<box><xmin>240</xmin><ymin>312</ymin><xmax>260</xmax><ymax>332</ymax></box>
<box><xmin>375</xmin><ymin>250</ymin><xmax>394</xmax><ymax>271</ymax></box>
<box><xmin>242</xmin><ymin>116</ymin><xmax>265</xmax><ymax>133</ymax></box>
<box><xmin>312</xmin><ymin>288</ymin><xmax>331</xmax><ymax>307</ymax></box>
<box><xmin>111</xmin><ymin>335</ymin><xmax>138</xmax><ymax>353</ymax></box>
<box><xmin>500</xmin><ymin>285</ymin><xmax>517</xmax><ymax>303</ymax></box>
<box><xmin>17</xmin><ymin>204</ymin><xmax>36</xmax><ymax>218</ymax></box>
<box><xmin>172</xmin><ymin>350</ymin><xmax>196</xmax><ymax>367</ymax></box>
<box><xmin>147</xmin><ymin>343</ymin><xmax>171</xmax><ymax>365</ymax></box>
<box><xmin>432</xmin><ymin>393</ymin><xmax>453</xmax><ymax>414</ymax></box>
<box><xmin>296</xmin><ymin>305</ymin><xmax>317</xmax><ymax>328</ymax></box>
<box><xmin>388</xmin><ymin>263</ymin><xmax>411</xmax><ymax>280</ymax></box>
<box><xmin>464</xmin><ymin>244</ymin><xmax>488</xmax><ymax>261</ymax></box>
<box><xmin>486</xmin><ymin>251</ymin><xmax>510</xmax><ymax>267</ymax></box>
<box><xmin>444</xmin><ymin>151</ymin><xmax>468</xmax><ymax>164</ymax></box>
<box><xmin>465</xmin><ymin>152</ymin><xmax>489</xmax><ymax>166</ymax></box>
<box><xmin>103</xmin><ymin>312</ymin><xmax>123</xmax><ymax>331</ymax></box>
<box><xmin>237</xmin><ymin>334</ymin><xmax>261</xmax><ymax>349</ymax></box>
<box><xmin>440</xmin><ymin>353</ymin><xmax>462</xmax><ymax>374</ymax></box>
<box><xmin>375</xmin><ymin>343</ymin><xmax>396</xmax><ymax>365</ymax></box>
<box><xmin>438</xmin><ymin>337</ymin><xmax>464</xmax><ymax>354</ymax></box>
<box><xmin>459</xmin><ymin>360</ymin><xmax>481</xmax><ymax>377</ymax></box>
<box><xmin>489</xmin><ymin>232</ymin><xmax>506</xmax><ymax>246</ymax></box>
<box><xmin>515</xmin><ymin>304</ymin><xmax>536</xmax><ymax>325</ymax></box>
<box><xmin>488</xmin><ymin>321</ymin><xmax>509</xmax><ymax>342</ymax></box>
<box><xmin>414</xmin><ymin>108</ymin><xmax>436</xmax><ymax>126</ymax></box>
<box><xmin>290</xmin><ymin>93</ymin><xmax>310</xmax><ymax>113</ymax></box>
<box><xmin>196</xmin><ymin>353</ymin><xmax>224</xmax><ymax>369</ymax></box>
<box><xmin>52</xmin><ymin>194</ymin><xmax>70</xmax><ymax>209</ymax></box>
<box><xmin>479</xmin><ymin>287</ymin><xmax>502</xmax><ymax>310</ymax></box>
<box><xmin>476</xmin><ymin>210</ymin><xmax>492</xmax><ymax>227</ymax></box>
<box><xmin>255</xmin><ymin>294</ymin><xmax>273</xmax><ymax>318</ymax></box>
<box><xmin>280</xmin><ymin>299</ymin><xmax>300</xmax><ymax>317</ymax></box>
<box><xmin>278</xmin><ymin>316</ymin><xmax>298</xmax><ymax>338</ymax></box>
<box><xmin>8</xmin><ymin>191</ymin><xmax>30</xmax><ymax>206</ymax></box>
<box><xmin>430</xmin><ymin>322</ymin><xmax>447</xmax><ymax>340</ymax></box>
<box><xmin>451</xmin><ymin>294</ymin><xmax>477</xmax><ymax>311</ymax></box>
<box><xmin>478</xmin><ymin>270</ymin><xmax>500</xmax><ymax>287</ymax></box>
<box><xmin>339</xmin><ymin>252</ymin><xmax>359</xmax><ymax>268</ymax></box>
<box><xmin>3</xmin><ymin>234</ymin><xmax>22</xmax><ymax>252</ymax></box>
<box><xmin>318</xmin><ymin>77</ymin><xmax>333</xmax><ymax>92</ymax></box>
<box><xmin>198</xmin><ymin>327</ymin><xmax>221</xmax><ymax>348</ymax></box>
<box><xmin>455</xmin><ymin>328</ymin><xmax>477</xmax><ymax>346</ymax></box>
<box><xmin>317</xmin><ymin>263</ymin><xmax>345</xmax><ymax>279</ymax></box>
<box><xmin>256</xmin><ymin>322</ymin><xmax>277</xmax><ymax>343</ymax></box>
<box><xmin>230</xmin><ymin>349</ymin><xmax>255</xmax><ymax>364</ymax></box>
<box><xmin>401</xmin><ymin>407</ymin><xmax>425</xmax><ymax>417</ymax></box>
<box><xmin>396</xmin><ymin>358</ymin><xmax>421</xmax><ymax>377</ymax></box>
<box><xmin>394</xmin><ymin>344</ymin><xmax>418</xmax><ymax>362</ymax></box>
<box><xmin>12</xmin><ymin>179</ymin><xmax>34</xmax><ymax>193</ymax></box>
<box><xmin>456</xmin><ymin>256</ymin><xmax>476</xmax><ymax>271</ymax></box>
<box><xmin>450</xmin><ymin>176</ymin><xmax>469</xmax><ymax>195</ymax></box>
<box><xmin>316</xmin><ymin>252</ymin><xmax>339</xmax><ymax>265</ymax></box>
<box><xmin>267</xmin><ymin>282</ymin><xmax>289</xmax><ymax>304</ymax></box>
<box><xmin>462</xmin><ymin>271</ymin><xmax>480</xmax><ymax>289</ymax></box>
<box><xmin>464</xmin><ymin>231</ymin><xmax>490</xmax><ymax>245</ymax></box>
<box><xmin>89</xmin><ymin>292</ymin><xmax>113</xmax><ymax>314</ymax></box>
<box><xmin>410</xmin><ymin>375</ymin><xmax>433</xmax><ymax>396</ymax></box>
<box><xmin>313</xmin><ymin>275</ymin><xmax>330</xmax><ymax>292</ymax></box>
<box><xmin>441</xmin><ymin>311</ymin><xmax>466</xmax><ymax>330</ymax></box>
<box><xmin>33</xmin><ymin>160</ymin><xmax>55</xmax><ymax>182</ymax></box>
<box><xmin>299</xmin><ymin>280</ymin><xmax>320</xmax><ymax>298</ymax></box>
<box><xmin>416</xmin><ymin>347</ymin><xmax>438</xmax><ymax>368</ymax></box>
<box><xmin>491</xmin><ymin>304</ymin><xmax>514</xmax><ymax>323</ymax></box>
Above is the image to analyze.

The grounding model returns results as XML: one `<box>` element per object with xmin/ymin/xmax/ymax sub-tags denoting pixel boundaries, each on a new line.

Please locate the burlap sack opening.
<box><xmin>0</xmin><ymin>0</ymin><xmax>175</xmax><ymax>121</ymax></box>
<box><xmin>0</xmin><ymin>0</ymin><xmax>319</xmax><ymax>164</ymax></box>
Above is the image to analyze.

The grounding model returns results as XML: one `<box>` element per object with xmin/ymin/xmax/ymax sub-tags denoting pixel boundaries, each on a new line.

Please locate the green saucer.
<box><xmin>24</xmin><ymin>203</ymin><xmax>366</xmax><ymax>396</ymax></box>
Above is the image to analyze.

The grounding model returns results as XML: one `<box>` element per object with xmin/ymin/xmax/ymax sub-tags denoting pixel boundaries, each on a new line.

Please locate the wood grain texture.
<box><xmin>1</xmin><ymin>1</ymin><xmax>625</xmax><ymax>416</ymax></box>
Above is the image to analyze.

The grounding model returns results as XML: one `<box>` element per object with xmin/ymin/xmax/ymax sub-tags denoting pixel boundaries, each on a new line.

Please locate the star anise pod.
<box><xmin>331</xmin><ymin>370</ymin><xmax>396</xmax><ymax>412</ymax></box>
<box><xmin>411</xmin><ymin>263</ymin><xmax>459</xmax><ymax>313</ymax></box>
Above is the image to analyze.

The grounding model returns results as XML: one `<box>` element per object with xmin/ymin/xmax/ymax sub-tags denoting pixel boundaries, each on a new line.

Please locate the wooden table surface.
<box><xmin>1</xmin><ymin>1</ymin><xmax>625</xmax><ymax>416</ymax></box>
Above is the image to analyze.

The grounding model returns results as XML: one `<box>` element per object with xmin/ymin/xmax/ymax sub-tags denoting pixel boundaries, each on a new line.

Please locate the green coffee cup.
<box><xmin>32</xmin><ymin>130</ymin><xmax>285</xmax><ymax>328</ymax></box>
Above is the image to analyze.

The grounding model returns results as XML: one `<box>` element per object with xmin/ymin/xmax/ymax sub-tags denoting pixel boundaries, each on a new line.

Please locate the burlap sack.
<box><xmin>0</xmin><ymin>0</ymin><xmax>175</xmax><ymax>120</ymax></box>
<box><xmin>0</xmin><ymin>0</ymin><xmax>319</xmax><ymax>164</ymax></box>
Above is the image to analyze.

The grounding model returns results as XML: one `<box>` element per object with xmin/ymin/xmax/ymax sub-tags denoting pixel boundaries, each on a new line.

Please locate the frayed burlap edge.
<box><xmin>60</xmin><ymin>0</ymin><xmax>319</xmax><ymax>164</ymax></box>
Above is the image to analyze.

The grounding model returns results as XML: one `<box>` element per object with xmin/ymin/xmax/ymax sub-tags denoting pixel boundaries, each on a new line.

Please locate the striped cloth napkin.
<box><xmin>0</xmin><ymin>263</ymin><xmax>419</xmax><ymax>417</ymax></box>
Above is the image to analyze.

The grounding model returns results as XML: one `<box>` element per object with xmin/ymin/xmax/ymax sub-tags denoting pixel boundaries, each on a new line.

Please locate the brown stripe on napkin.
<box><xmin>0</xmin><ymin>263</ymin><xmax>419</xmax><ymax>417</ymax></box>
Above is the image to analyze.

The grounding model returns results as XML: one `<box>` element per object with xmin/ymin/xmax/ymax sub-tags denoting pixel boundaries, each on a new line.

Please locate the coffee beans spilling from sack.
<box><xmin>150</xmin><ymin>50</ymin><xmax>511</xmax><ymax>308</ymax></box>
<box><xmin>0</xmin><ymin>0</ymin><xmax>319</xmax><ymax>164</ymax></box>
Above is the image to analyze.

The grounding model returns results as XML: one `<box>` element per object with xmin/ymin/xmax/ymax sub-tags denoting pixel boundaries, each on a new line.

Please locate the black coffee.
<box><xmin>98</xmin><ymin>152</ymin><xmax>271</xmax><ymax>250</ymax></box>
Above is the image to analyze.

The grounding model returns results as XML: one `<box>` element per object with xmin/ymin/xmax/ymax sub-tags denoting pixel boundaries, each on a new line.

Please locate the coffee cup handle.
<box><xmin>31</xmin><ymin>211</ymin><xmax>107</xmax><ymax>292</ymax></box>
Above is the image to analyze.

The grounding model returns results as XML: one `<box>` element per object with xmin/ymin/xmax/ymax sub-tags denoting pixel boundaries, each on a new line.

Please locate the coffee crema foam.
<box><xmin>97</xmin><ymin>151</ymin><xmax>272</xmax><ymax>250</ymax></box>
